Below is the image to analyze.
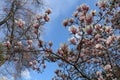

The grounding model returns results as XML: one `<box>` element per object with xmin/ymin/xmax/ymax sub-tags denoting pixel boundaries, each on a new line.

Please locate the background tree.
<box><xmin>0</xmin><ymin>0</ymin><xmax>51</xmax><ymax>79</ymax></box>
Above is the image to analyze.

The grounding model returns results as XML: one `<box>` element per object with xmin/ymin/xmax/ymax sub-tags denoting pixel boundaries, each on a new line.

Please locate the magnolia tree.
<box><xmin>0</xmin><ymin>0</ymin><xmax>120</xmax><ymax>80</ymax></box>
<box><xmin>49</xmin><ymin>0</ymin><xmax>120</xmax><ymax>80</ymax></box>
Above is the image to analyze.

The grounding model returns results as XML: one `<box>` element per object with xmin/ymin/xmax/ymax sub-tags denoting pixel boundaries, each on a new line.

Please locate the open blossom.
<box><xmin>44</xmin><ymin>14</ymin><xmax>50</xmax><ymax>22</ymax></box>
<box><xmin>69</xmin><ymin>37</ymin><xmax>77</xmax><ymax>45</ymax></box>
<box><xmin>17</xmin><ymin>41</ymin><xmax>22</xmax><ymax>46</ymax></box>
<box><xmin>36</xmin><ymin>14</ymin><xmax>42</xmax><ymax>20</ymax></box>
<box><xmin>33</xmin><ymin>23</ymin><xmax>39</xmax><ymax>29</ymax></box>
<box><xmin>80</xmin><ymin>4</ymin><xmax>89</xmax><ymax>12</ymax></box>
<box><xmin>104</xmin><ymin>64</ymin><xmax>112</xmax><ymax>71</ymax></box>
<box><xmin>68</xmin><ymin>25</ymin><xmax>77</xmax><ymax>34</ymax></box>
<box><xmin>95</xmin><ymin>44</ymin><xmax>103</xmax><ymax>49</ymax></box>
<box><xmin>97</xmin><ymin>1</ymin><xmax>107</xmax><ymax>10</ymax></box>
<box><xmin>96</xmin><ymin>71</ymin><xmax>101</xmax><ymax>76</ymax></box>
<box><xmin>95</xmin><ymin>24</ymin><xmax>101</xmax><ymax>31</ymax></box>
<box><xmin>48</xmin><ymin>41</ymin><xmax>53</xmax><ymax>46</ymax></box>
<box><xmin>105</xmin><ymin>26</ymin><xmax>112</xmax><ymax>33</ymax></box>
<box><xmin>27</xmin><ymin>40</ymin><xmax>33</xmax><ymax>45</ymax></box>
<box><xmin>85</xmin><ymin>14</ymin><xmax>93</xmax><ymax>24</ymax></box>
<box><xmin>106</xmin><ymin>35</ymin><xmax>116</xmax><ymax>45</ymax></box>
<box><xmin>15</xmin><ymin>19</ymin><xmax>25</xmax><ymax>28</ymax></box>
<box><xmin>98</xmin><ymin>76</ymin><xmax>104</xmax><ymax>80</ymax></box>
<box><xmin>85</xmin><ymin>25</ymin><xmax>93</xmax><ymax>35</ymax></box>
<box><xmin>3</xmin><ymin>41</ymin><xmax>11</xmax><ymax>47</ymax></box>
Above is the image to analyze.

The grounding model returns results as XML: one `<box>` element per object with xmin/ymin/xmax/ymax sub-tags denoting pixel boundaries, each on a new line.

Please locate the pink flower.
<box><xmin>33</xmin><ymin>60</ymin><xmax>37</xmax><ymax>64</ymax></box>
<box><xmin>95</xmin><ymin>24</ymin><xmax>101</xmax><ymax>31</ymax></box>
<box><xmin>17</xmin><ymin>41</ymin><xmax>22</xmax><ymax>46</ymax></box>
<box><xmin>44</xmin><ymin>14</ymin><xmax>50</xmax><ymax>22</ymax></box>
<box><xmin>98</xmin><ymin>76</ymin><xmax>104</xmax><ymax>80</ymax></box>
<box><xmin>29</xmin><ymin>62</ymin><xmax>33</xmax><ymax>66</ymax></box>
<box><xmin>104</xmin><ymin>64</ymin><xmax>112</xmax><ymax>71</ymax></box>
<box><xmin>69</xmin><ymin>37</ymin><xmax>77</xmax><ymax>45</ymax></box>
<box><xmin>57</xmin><ymin>48</ymin><xmax>64</xmax><ymax>55</ymax></box>
<box><xmin>15</xmin><ymin>19</ymin><xmax>25</xmax><ymax>28</ymax></box>
<box><xmin>48</xmin><ymin>41</ymin><xmax>53</xmax><ymax>46</ymax></box>
<box><xmin>27</xmin><ymin>40</ymin><xmax>33</xmax><ymax>45</ymax></box>
<box><xmin>3</xmin><ymin>41</ymin><xmax>11</xmax><ymax>48</ymax></box>
<box><xmin>106</xmin><ymin>35</ymin><xmax>116</xmax><ymax>46</ymax></box>
<box><xmin>69</xmin><ymin>18</ymin><xmax>74</xmax><ymax>24</ymax></box>
<box><xmin>33</xmin><ymin>23</ymin><xmax>39</xmax><ymax>29</ymax></box>
<box><xmin>85</xmin><ymin>25</ymin><xmax>93</xmax><ymax>35</ymax></box>
<box><xmin>95</xmin><ymin>44</ymin><xmax>103</xmax><ymax>49</ymax></box>
<box><xmin>98</xmin><ymin>1</ymin><xmax>107</xmax><ymax>10</ymax></box>
<box><xmin>45</xmin><ymin>8</ymin><xmax>52</xmax><ymax>14</ymax></box>
<box><xmin>96</xmin><ymin>71</ymin><xmax>101</xmax><ymax>76</ymax></box>
<box><xmin>80</xmin><ymin>4</ymin><xmax>89</xmax><ymax>13</ymax></box>
<box><xmin>85</xmin><ymin>14</ymin><xmax>93</xmax><ymax>24</ymax></box>
<box><xmin>105</xmin><ymin>27</ymin><xmax>112</xmax><ymax>33</ymax></box>
<box><xmin>68</xmin><ymin>25</ymin><xmax>77</xmax><ymax>34</ymax></box>
<box><xmin>36</xmin><ymin>14</ymin><xmax>42</xmax><ymax>20</ymax></box>
<box><xmin>63</xmin><ymin>19</ymin><xmax>68</xmax><ymax>27</ymax></box>
<box><xmin>95</xmin><ymin>34</ymin><xmax>101</xmax><ymax>40</ymax></box>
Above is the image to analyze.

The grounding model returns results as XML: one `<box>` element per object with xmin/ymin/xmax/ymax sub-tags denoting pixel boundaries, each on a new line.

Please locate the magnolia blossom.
<box><xmin>15</xmin><ymin>19</ymin><xmax>25</xmax><ymax>28</ymax></box>
<box><xmin>80</xmin><ymin>4</ymin><xmax>89</xmax><ymax>12</ymax></box>
<box><xmin>63</xmin><ymin>19</ymin><xmax>68</xmax><ymax>27</ymax></box>
<box><xmin>29</xmin><ymin>62</ymin><xmax>33</xmax><ymax>66</ymax></box>
<box><xmin>69</xmin><ymin>37</ymin><xmax>77</xmax><ymax>45</ymax></box>
<box><xmin>48</xmin><ymin>41</ymin><xmax>53</xmax><ymax>46</ymax></box>
<box><xmin>85</xmin><ymin>14</ymin><xmax>93</xmax><ymax>24</ymax></box>
<box><xmin>95</xmin><ymin>44</ymin><xmax>103</xmax><ymax>49</ymax></box>
<box><xmin>27</xmin><ymin>40</ymin><xmax>33</xmax><ymax>45</ymax></box>
<box><xmin>96</xmin><ymin>71</ymin><xmax>101</xmax><ymax>76</ymax></box>
<box><xmin>68</xmin><ymin>25</ymin><xmax>77</xmax><ymax>34</ymax></box>
<box><xmin>69</xmin><ymin>18</ymin><xmax>74</xmax><ymax>24</ymax></box>
<box><xmin>91</xmin><ymin>10</ymin><xmax>96</xmax><ymax>16</ymax></box>
<box><xmin>3</xmin><ymin>41</ymin><xmax>11</xmax><ymax>47</ymax></box>
<box><xmin>73</xmin><ymin>12</ymin><xmax>78</xmax><ymax>17</ymax></box>
<box><xmin>95</xmin><ymin>24</ymin><xmax>101</xmax><ymax>31</ymax></box>
<box><xmin>36</xmin><ymin>14</ymin><xmax>42</xmax><ymax>20</ymax></box>
<box><xmin>44</xmin><ymin>14</ymin><xmax>50</xmax><ymax>22</ymax></box>
<box><xmin>17</xmin><ymin>41</ymin><xmax>22</xmax><ymax>46</ymax></box>
<box><xmin>105</xmin><ymin>26</ymin><xmax>112</xmax><ymax>33</ymax></box>
<box><xmin>33</xmin><ymin>60</ymin><xmax>37</xmax><ymax>64</ymax></box>
<box><xmin>45</xmin><ymin>8</ymin><xmax>52</xmax><ymax>14</ymax></box>
<box><xmin>85</xmin><ymin>25</ymin><xmax>93</xmax><ymax>35</ymax></box>
<box><xmin>98</xmin><ymin>76</ymin><xmax>104</xmax><ymax>80</ymax></box>
<box><xmin>33</xmin><ymin>23</ymin><xmax>39</xmax><ymax>29</ymax></box>
<box><xmin>95</xmin><ymin>34</ymin><xmax>101</xmax><ymax>40</ymax></box>
<box><xmin>106</xmin><ymin>35</ymin><xmax>116</xmax><ymax>46</ymax></box>
<box><xmin>104</xmin><ymin>64</ymin><xmax>112</xmax><ymax>71</ymax></box>
<box><xmin>98</xmin><ymin>1</ymin><xmax>107</xmax><ymax>10</ymax></box>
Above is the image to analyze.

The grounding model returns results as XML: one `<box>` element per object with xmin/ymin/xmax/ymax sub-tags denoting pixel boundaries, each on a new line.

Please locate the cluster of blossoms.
<box><xmin>15</xmin><ymin>19</ymin><xmax>25</xmax><ymax>28</ymax></box>
<box><xmin>59</xmin><ymin>0</ymin><xmax>120</xmax><ymax>79</ymax></box>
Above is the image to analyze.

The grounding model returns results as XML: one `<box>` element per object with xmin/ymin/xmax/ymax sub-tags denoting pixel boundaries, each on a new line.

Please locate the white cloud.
<box><xmin>21</xmin><ymin>69</ymin><xmax>30</xmax><ymax>80</ymax></box>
